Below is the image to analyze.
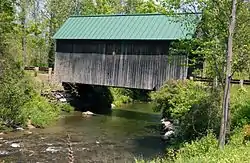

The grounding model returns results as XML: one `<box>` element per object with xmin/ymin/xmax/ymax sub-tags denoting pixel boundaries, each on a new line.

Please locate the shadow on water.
<box><xmin>63</xmin><ymin>83</ymin><xmax>113</xmax><ymax>114</ymax></box>
<box><xmin>111</xmin><ymin>109</ymin><xmax>160</xmax><ymax>122</ymax></box>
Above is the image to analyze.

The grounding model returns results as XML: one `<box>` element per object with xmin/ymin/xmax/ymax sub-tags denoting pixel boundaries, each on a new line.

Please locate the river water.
<box><xmin>0</xmin><ymin>103</ymin><xmax>165</xmax><ymax>163</ymax></box>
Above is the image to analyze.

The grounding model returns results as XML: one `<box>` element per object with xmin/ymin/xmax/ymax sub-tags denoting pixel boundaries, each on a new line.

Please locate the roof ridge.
<box><xmin>70</xmin><ymin>12</ymin><xmax>201</xmax><ymax>18</ymax></box>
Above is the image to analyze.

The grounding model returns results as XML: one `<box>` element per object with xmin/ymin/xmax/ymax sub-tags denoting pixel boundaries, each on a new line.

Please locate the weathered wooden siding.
<box><xmin>54</xmin><ymin>53</ymin><xmax>188</xmax><ymax>90</ymax></box>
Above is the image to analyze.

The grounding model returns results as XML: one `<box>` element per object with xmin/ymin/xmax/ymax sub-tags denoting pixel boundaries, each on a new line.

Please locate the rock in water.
<box><xmin>161</xmin><ymin>131</ymin><xmax>175</xmax><ymax>140</ymax></box>
<box><xmin>16</xmin><ymin>127</ymin><xmax>24</xmax><ymax>131</ymax></box>
<box><xmin>0</xmin><ymin>150</ymin><xmax>9</xmax><ymax>155</ymax></box>
<box><xmin>111</xmin><ymin>104</ymin><xmax>116</xmax><ymax>109</ymax></box>
<box><xmin>11</xmin><ymin>143</ymin><xmax>21</xmax><ymax>148</ymax></box>
<box><xmin>59</xmin><ymin>98</ymin><xmax>67</xmax><ymax>102</ymax></box>
<box><xmin>82</xmin><ymin>111</ymin><xmax>95</xmax><ymax>115</ymax></box>
<box><xmin>45</xmin><ymin>147</ymin><xmax>61</xmax><ymax>153</ymax></box>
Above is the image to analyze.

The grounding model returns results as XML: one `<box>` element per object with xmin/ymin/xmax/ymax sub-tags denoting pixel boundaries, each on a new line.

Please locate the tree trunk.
<box><xmin>21</xmin><ymin>0</ymin><xmax>27</xmax><ymax>67</ymax></box>
<box><xmin>218</xmin><ymin>0</ymin><xmax>237</xmax><ymax>149</ymax></box>
<box><xmin>48</xmin><ymin>12</ymin><xmax>55</xmax><ymax>68</ymax></box>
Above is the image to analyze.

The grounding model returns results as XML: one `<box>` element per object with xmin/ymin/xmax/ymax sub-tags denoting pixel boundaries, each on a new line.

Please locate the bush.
<box><xmin>109</xmin><ymin>88</ymin><xmax>150</xmax><ymax>107</ymax></box>
<box><xmin>59</xmin><ymin>103</ymin><xmax>74</xmax><ymax>113</ymax></box>
<box><xmin>173</xmin><ymin>129</ymin><xmax>250</xmax><ymax>163</ymax></box>
<box><xmin>0</xmin><ymin>59</ymin><xmax>35</xmax><ymax>127</ymax></box>
<box><xmin>109</xmin><ymin>88</ymin><xmax>133</xmax><ymax>107</ymax></box>
<box><xmin>136</xmin><ymin>129</ymin><xmax>250</xmax><ymax>163</ymax></box>
<box><xmin>22</xmin><ymin>95</ymin><xmax>60</xmax><ymax>128</ymax></box>
<box><xmin>150</xmin><ymin>80</ymin><xmax>221</xmax><ymax>141</ymax></box>
<box><xmin>231</xmin><ymin>86</ymin><xmax>250</xmax><ymax>129</ymax></box>
<box><xmin>0</xmin><ymin>55</ymin><xmax>60</xmax><ymax>129</ymax></box>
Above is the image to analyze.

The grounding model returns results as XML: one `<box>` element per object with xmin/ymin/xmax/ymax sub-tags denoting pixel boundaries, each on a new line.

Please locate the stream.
<box><xmin>0</xmin><ymin>103</ymin><xmax>165</xmax><ymax>163</ymax></box>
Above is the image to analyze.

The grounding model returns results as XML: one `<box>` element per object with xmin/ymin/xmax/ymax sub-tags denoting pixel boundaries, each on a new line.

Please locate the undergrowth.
<box><xmin>136</xmin><ymin>82</ymin><xmax>250</xmax><ymax>163</ymax></box>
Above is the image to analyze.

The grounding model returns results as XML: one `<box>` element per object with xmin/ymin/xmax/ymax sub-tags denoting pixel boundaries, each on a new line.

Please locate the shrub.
<box><xmin>22</xmin><ymin>95</ymin><xmax>60</xmax><ymax>128</ymax></box>
<box><xmin>59</xmin><ymin>103</ymin><xmax>75</xmax><ymax>113</ymax></box>
<box><xmin>0</xmin><ymin>59</ymin><xmax>35</xmax><ymax>127</ymax></box>
<box><xmin>109</xmin><ymin>88</ymin><xmax>133</xmax><ymax>107</ymax></box>
<box><xmin>150</xmin><ymin>80</ymin><xmax>221</xmax><ymax>141</ymax></box>
<box><xmin>173</xmin><ymin>129</ymin><xmax>250</xmax><ymax>163</ymax></box>
<box><xmin>0</xmin><ymin>55</ymin><xmax>60</xmax><ymax>129</ymax></box>
<box><xmin>231</xmin><ymin>86</ymin><xmax>250</xmax><ymax>129</ymax></box>
<box><xmin>109</xmin><ymin>87</ymin><xmax>150</xmax><ymax>107</ymax></box>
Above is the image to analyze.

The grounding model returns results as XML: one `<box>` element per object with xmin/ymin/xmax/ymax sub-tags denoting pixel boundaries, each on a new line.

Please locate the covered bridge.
<box><xmin>53</xmin><ymin>13</ymin><xmax>198</xmax><ymax>90</ymax></box>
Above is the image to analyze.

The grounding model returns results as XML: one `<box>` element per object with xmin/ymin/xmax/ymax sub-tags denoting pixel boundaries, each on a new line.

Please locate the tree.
<box><xmin>43</xmin><ymin>0</ymin><xmax>76</xmax><ymax>67</ymax></box>
<box><xmin>164</xmin><ymin>0</ymin><xmax>250</xmax><ymax>147</ymax></box>
<box><xmin>0</xmin><ymin>0</ymin><xmax>14</xmax><ymax>53</ymax></box>
<box><xmin>218</xmin><ymin>0</ymin><xmax>237</xmax><ymax>149</ymax></box>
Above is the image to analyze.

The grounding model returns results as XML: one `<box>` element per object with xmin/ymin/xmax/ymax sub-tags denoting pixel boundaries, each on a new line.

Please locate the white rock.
<box><xmin>0</xmin><ymin>150</ymin><xmax>9</xmax><ymax>155</ymax></box>
<box><xmin>45</xmin><ymin>147</ymin><xmax>61</xmax><ymax>153</ymax></box>
<box><xmin>59</xmin><ymin>98</ymin><xmax>67</xmax><ymax>102</ymax></box>
<box><xmin>16</xmin><ymin>127</ymin><xmax>24</xmax><ymax>131</ymax></box>
<box><xmin>96</xmin><ymin>141</ymin><xmax>100</xmax><ymax>144</ymax></box>
<box><xmin>162</xmin><ymin>131</ymin><xmax>175</xmax><ymax>140</ymax></box>
<box><xmin>82</xmin><ymin>111</ymin><xmax>94</xmax><ymax>115</ymax></box>
<box><xmin>111</xmin><ymin>104</ymin><xmax>116</xmax><ymax>109</ymax></box>
<box><xmin>55</xmin><ymin>94</ymin><xmax>63</xmax><ymax>99</ymax></box>
<box><xmin>11</xmin><ymin>143</ymin><xmax>21</xmax><ymax>148</ymax></box>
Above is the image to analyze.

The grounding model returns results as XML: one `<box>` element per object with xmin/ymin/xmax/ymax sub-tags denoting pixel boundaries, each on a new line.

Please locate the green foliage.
<box><xmin>59</xmin><ymin>103</ymin><xmax>75</xmax><ymax>113</ymax></box>
<box><xmin>109</xmin><ymin>88</ymin><xmax>150</xmax><ymax>107</ymax></box>
<box><xmin>173</xmin><ymin>130</ymin><xmax>250</xmax><ymax>163</ymax></box>
<box><xmin>175</xmin><ymin>133</ymin><xmax>217</xmax><ymax>160</ymax></box>
<box><xmin>150</xmin><ymin>80</ymin><xmax>221</xmax><ymax>140</ymax></box>
<box><xmin>231</xmin><ymin>86</ymin><xmax>250</xmax><ymax>128</ymax></box>
<box><xmin>0</xmin><ymin>57</ymin><xmax>34</xmax><ymax>127</ymax></box>
<box><xmin>0</xmin><ymin>54</ymin><xmax>60</xmax><ymax>129</ymax></box>
<box><xmin>137</xmin><ymin>129</ymin><xmax>250</xmax><ymax>163</ymax></box>
<box><xmin>109</xmin><ymin>88</ymin><xmax>133</xmax><ymax>107</ymax></box>
<box><xmin>22</xmin><ymin>95</ymin><xmax>60</xmax><ymax>128</ymax></box>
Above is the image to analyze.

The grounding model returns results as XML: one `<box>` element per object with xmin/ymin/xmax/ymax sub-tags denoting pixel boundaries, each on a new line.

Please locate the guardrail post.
<box><xmin>34</xmin><ymin>67</ymin><xmax>39</xmax><ymax>77</ymax></box>
<box><xmin>240</xmin><ymin>79</ymin><xmax>244</xmax><ymax>88</ymax></box>
<box><xmin>48</xmin><ymin>68</ymin><xmax>52</xmax><ymax>82</ymax></box>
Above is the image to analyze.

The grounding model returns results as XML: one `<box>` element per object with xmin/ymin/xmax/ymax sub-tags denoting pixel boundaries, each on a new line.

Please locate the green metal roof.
<box><xmin>53</xmin><ymin>13</ymin><xmax>200</xmax><ymax>40</ymax></box>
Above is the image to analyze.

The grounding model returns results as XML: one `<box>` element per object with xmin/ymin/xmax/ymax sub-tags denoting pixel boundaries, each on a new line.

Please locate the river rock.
<box><xmin>161</xmin><ymin>118</ymin><xmax>175</xmax><ymax>141</ymax></box>
<box><xmin>111</xmin><ymin>104</ymin><xmax>116</xmax><ymax>109</ymax></box>
<box><xmin>0</xmin><ymin>150</ymin><xmax>9</xmax><ymax>155</ymax></box>
<box><xmin>161</xmin><ymin>131</ymin><xmax>175</xmax><ymax>140</ymax></box>
<box><xmin>11</xmin><ymin>143</ymin><xmax>21</xmax><ymax>148</ymax></box>
<box><xmin>45</xmin><ymin>147</ymin><xmax>61</xmax><ymax>153</ymax></box>
<box><xmin>82</xmin><ymin>111</ymin><xmax>95</xmax><ymax>116</ymax></box>
<box><xmin>59</xmin><ymin>98</ymin><xmax>67</xmax><ymax>102</ymax></box>
<box><xmin>16</xmin><ymin>127</ymin><xmax>24</xmax><ymax>131</ymax></box>
<box><xmin>25</xmin><ymin>131</ymin><xmax>33</xmax><ymax>135</ymax></box>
